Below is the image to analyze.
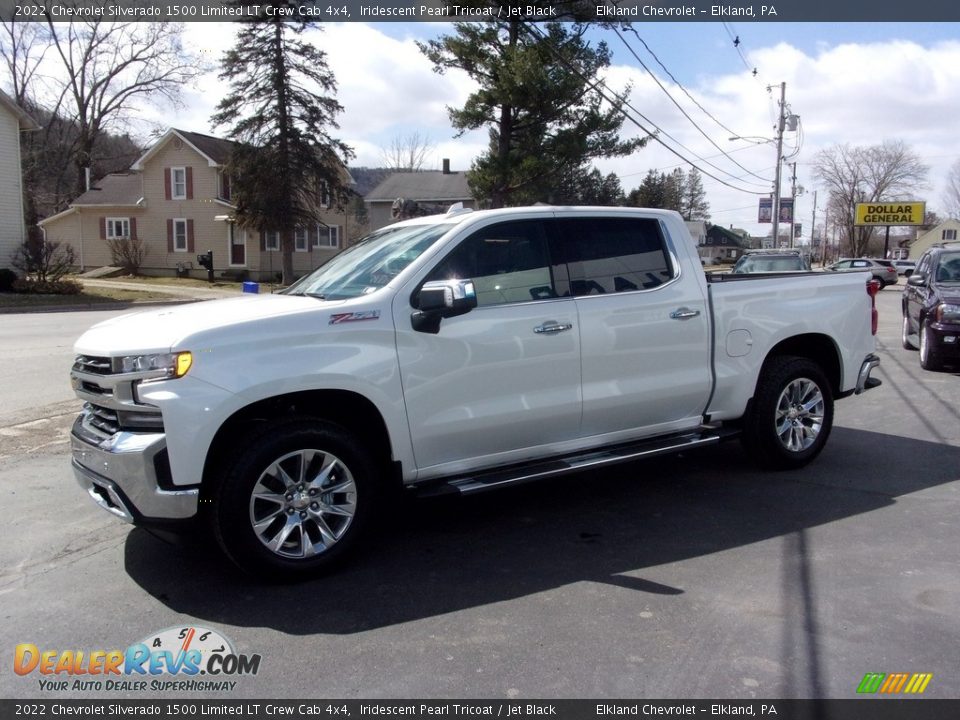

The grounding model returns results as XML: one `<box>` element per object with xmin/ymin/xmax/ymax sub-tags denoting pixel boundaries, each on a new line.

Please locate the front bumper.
<box><xmin>927</xmin><ymin>321</ymin><xmax>960</xmax><ymax>360</ymax></box>
<box><xmin>855</xmin><ymin>353</ymin><xmax>882</xmax><ymax>394</ymax></box>
<box><xmin>71</xmin><ymin>416</ymin><xmax>199</xmax><ymax>523</ymax></box>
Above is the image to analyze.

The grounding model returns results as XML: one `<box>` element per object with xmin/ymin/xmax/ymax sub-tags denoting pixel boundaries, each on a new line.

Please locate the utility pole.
<box><xmin>789</xmin><ymin>161</ymin><xmax>798</xmax><ymax>249</ymax></box>
<box><xmin>810</xmin><ymin>190</ymin><xmax>818</xmax><ymax>262</ymax></box>
<box><xmin>771</xmin><ymin>81</ymin><xmax>786</xmax><ymax>248</ymax></box>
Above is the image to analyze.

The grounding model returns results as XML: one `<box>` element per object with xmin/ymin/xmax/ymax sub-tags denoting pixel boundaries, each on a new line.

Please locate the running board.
<box><xmin>415</xmin><ymin>426</ymin><xmax>739</xmax><ymax>498</ymax></box>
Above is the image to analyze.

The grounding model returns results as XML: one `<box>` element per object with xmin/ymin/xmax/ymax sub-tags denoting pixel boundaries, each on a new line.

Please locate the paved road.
<box><xmin>1</xmin><ymin>289</ymin><xmax>958</xmax><ymax>701</ymax></box>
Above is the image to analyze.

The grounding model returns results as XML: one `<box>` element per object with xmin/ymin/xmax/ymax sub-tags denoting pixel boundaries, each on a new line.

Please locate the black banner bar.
<box><xmin>2</xmin><ymin>700</ymin><xmax>960</xmax><ymax>720</ymax></box>
<box><xmin>3</xmin><ymin>0</ymin><xmax>960</xmax><ymax>22</ymax></box>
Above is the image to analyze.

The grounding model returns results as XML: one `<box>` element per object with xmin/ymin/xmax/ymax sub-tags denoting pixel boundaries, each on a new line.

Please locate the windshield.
<box><xmin>284</xmin><ymin>222</ymin><xmax>451</xmax><ymax>299</ymax></box>
<box><xmin>935</xmin><ymin>253</ymin><xmax>960</xmax><ymax>284</ymax></box>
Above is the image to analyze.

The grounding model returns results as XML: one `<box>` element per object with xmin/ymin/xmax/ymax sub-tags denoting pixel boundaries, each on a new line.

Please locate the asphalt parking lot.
<box><xmin>1</xmin><ymin>287</ymin><xmax>958</xmax><ymax>701</ymax></box>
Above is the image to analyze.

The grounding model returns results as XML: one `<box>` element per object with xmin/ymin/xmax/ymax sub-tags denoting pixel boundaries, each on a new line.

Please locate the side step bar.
<box><xmin>415</xmin><ymin>425</ymin><xmax>740</xmax><ymax>498</ymax></box>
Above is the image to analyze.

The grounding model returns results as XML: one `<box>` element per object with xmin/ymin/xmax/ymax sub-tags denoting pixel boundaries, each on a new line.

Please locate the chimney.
<box><xmin>442</xmin><ymin>158</ymin><xmax>450</xmax><ymax>175</ymax></box>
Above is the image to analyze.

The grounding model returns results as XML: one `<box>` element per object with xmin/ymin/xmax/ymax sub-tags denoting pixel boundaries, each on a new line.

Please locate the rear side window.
<box><xmin>554</xmin><ymin>217</ymin><xmax>675</xmax><ymax>296</ymax></box>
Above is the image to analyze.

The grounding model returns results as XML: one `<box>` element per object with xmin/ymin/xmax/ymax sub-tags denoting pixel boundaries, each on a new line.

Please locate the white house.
<box><xmin>0</xmin><ymin>89</ymin><xmax>39</xmax><ymax>267</ymax></box>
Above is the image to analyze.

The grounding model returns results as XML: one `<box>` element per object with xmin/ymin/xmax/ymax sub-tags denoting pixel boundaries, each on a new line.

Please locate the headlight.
<box><xmin>116</xmin><ymin>351</ymin><xmax>192</xmax><ymax>378</ymax></box>
<box><xmin>935</xmin><ymin>303</ymin><xmax>960</xmax><ymax>323</ymax></box>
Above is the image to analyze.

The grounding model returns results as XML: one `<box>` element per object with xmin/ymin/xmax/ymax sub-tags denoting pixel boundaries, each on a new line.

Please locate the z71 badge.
<box><xmin>329</xmin><ymin>311</ymin><xmax>380</xmax><ymax>324</ymax></box>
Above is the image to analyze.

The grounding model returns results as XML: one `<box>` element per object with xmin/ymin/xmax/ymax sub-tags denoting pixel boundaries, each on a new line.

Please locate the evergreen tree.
<box><xmin>420</xmin><ymin>20</ymin><xmax>644</xmax><ymax>208</ymax></box>
<box><xmin>211</xmin><ymin>5</ymin><xmax>353</xmax><ymax>284</ymax></box>
<box><xmin>681</xmin><ymin>168</ymin><xmax>710</xmax><ymax>221</ymax></box>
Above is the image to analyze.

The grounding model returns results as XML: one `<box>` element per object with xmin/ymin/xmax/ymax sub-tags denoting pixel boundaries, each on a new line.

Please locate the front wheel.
<box><xmin>742</xmin><ymin>356</ymin><xmax>834</xmax><ymax>470</ymax></box>
<box><xmin>902</xmin><ymin>313</ymin><xmax>917</xmax><ymax>350</ymax></box>
<box><xmin>919</xmin><ymin>322</ymin><xmax>943</xmax><ymax>371</ymax></box>
<box><xmin>212</xmin><ymin>419</ymin><xmax>379</xmax><ymax>580</ymax></box>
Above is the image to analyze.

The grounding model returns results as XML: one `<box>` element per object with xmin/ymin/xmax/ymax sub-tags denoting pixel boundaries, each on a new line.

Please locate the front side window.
<box><xmin>426</xmin><ymin>220</ymin><xmax>557</xmax><ymax>307</ymax></box>
<box><xmin>171</xmin><ymin>167</ymin><xmax>187</xmax><ymax>199</ymax></box>
<box><xmin>173</xmin><ymin>219</ymin><xmax>188</xmax><ymax>251</ymax></box>
<box><xmin>555</xmin><ymin>217</ymin><xmax>675</xmax><ymax>295</ymax></box>
<box><xmin>106</xmin><ymin>217</ymin><xmax>129</xmax><ymax>239</ymax></box>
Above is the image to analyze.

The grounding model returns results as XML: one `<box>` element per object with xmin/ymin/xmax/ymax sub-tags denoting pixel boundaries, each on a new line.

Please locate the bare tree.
<box><xmin>813</xmin><ymin>141</ymin><xmax>929</xmax><ymax>257</ymax></box>
<box><xmin>380</xmin><ymin>131</ymin><xmax>435</xmax><ymax>172</ymax></box>
<box><xmin>1</xmin><ymin>19</ymin><xmax>50</xmax><ymax>105</ymax></box>
<box><xmin>39</xmin><ymin>19</ymin><xmax>205</xmax><ymax>196</ymax></box>
<box><xmin>943</xmin><ymin>159</ymin><xmax>960</xmax><ymax>220</ymax></box>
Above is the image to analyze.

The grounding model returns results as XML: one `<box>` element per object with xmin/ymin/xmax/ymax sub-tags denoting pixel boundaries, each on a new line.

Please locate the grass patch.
<box><xmin>0</xmin><ymin>286</ymin><xmax>182</xmax><ymax>310</ymax></box>
<box><xmin>99</xmin><ymin>275</ymin><xmax>249</xmax><ymax>291</ymax></box>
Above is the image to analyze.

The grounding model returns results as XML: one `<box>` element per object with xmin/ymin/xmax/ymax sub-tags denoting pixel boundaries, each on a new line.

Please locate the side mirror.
<box><xmin>907</xmin><ymin>272</ymin><xmax>927</xmax><ymax>287</ymax></box>
<box><xmin>412</xmin><ymin>279</ymin><xmax>478</xmax><ymax>333</ymax></box>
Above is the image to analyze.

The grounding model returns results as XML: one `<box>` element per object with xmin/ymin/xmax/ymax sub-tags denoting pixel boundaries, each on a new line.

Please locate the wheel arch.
<box><xmin>762</xmin><ymin>333</ymin><xmax>842</xmax><ymax>396</ymax></box>
<box><xmin>202</xmin><ymin>390</ymin><xmax>400</xmax><ymax>494</ymax></box>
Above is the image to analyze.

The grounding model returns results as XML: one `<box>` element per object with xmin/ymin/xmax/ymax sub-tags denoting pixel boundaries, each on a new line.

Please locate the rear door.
<box><xmin>553</xmin><ymin>215</ymin><xmax>712</xmax><ymax>438</ymax></box>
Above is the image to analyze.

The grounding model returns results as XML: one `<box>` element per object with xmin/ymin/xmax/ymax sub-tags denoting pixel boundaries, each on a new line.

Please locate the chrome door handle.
<box><xmin>534</xmin><ymin>321</ymin><xmax>573</xmax><ymax>334</ymax></box>
<box><xmin>670</xmin><ymin>307</ymin><xmax>701</xmax><ymax>320</ymax></box>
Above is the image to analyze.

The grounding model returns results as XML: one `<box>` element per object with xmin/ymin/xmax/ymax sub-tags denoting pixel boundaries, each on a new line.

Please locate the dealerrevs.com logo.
<box><xmin>14</xmin><ymin>626</ymin><xmax>262</xmax><ymax>693</ymax></box>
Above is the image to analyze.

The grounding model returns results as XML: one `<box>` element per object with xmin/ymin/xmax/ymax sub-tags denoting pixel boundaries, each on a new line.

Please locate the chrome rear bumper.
<box><xmin>855</xmin><ymin>353</ymin><xmax>882</xmax><ymax>394</ymax></box>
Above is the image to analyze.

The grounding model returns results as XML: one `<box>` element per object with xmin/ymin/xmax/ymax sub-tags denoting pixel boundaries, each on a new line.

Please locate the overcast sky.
<box><xmin>131</xmin><ymin>21</ymin><xmax>960</xmax><ymax>239</ymax></box>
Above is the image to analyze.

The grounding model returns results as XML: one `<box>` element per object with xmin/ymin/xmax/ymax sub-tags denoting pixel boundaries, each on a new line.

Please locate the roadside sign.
<box><xmin>855</xmin><ymin>201</ymin><xmax>926</xmax><ymax>226</ymax></box>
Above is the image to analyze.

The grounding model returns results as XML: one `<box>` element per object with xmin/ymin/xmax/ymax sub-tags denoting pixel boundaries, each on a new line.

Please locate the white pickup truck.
<box><xmin>70</xmin><ymin>206</ymin><xmax>881</xmax><ymax>579</ymax></box>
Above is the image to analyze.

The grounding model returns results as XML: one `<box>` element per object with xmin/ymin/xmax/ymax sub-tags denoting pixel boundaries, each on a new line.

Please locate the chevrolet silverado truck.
<box><xmin>70</xmin><ymin>206</ymin><xmax>881</xmax><ymax>579</ymax></box>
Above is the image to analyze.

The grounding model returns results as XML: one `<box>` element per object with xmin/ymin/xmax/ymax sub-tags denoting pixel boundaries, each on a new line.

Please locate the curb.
<box><xmin>0</xmin><ymin>298</ymin><xmax>199</xmax><ymax>315</ymax></box>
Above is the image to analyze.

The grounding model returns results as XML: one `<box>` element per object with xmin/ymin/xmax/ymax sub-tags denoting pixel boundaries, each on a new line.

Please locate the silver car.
<box><xmin>827</xmin><ymin>258</ymin><xmax>899</xmax><ymax>288</ymax></box>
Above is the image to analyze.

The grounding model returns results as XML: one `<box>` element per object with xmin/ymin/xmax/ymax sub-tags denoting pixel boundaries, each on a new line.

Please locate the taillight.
<box><xmin>867</xmin><ymin>279</ymin><xmax>879</xmax><ymax>335</ymax></box>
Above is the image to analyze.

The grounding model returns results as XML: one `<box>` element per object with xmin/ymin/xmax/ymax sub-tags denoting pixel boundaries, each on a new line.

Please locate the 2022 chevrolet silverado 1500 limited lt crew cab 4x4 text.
<box><xmin>70</xmin><ymin>206</ymin><xmax>882</xmax><ymax>579</ymax></box>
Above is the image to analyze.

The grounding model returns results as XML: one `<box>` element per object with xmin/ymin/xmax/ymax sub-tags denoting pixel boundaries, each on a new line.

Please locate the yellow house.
<box><xmin>39</xmin><ymin>128</ymin><xmax>353</xmax><ymax>281</ymax></box>
<box><xmin>909</xmin><ymin>220</ymin><xmax>960</xmax><ymax>259</ymax></box>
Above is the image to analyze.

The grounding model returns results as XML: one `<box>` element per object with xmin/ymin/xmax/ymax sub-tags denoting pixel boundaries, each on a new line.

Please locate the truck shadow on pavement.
<box><xmin>124</xmin><ymin>426</ymin><xmax>960</xmax><ymax>635</ymax></box>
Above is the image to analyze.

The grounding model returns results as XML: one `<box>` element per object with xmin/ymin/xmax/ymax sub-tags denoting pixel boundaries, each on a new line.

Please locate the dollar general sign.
<box><xmin>855</xmin><ymin>201</ymin><xmax>926</xmax><ymax>226</ymax></box>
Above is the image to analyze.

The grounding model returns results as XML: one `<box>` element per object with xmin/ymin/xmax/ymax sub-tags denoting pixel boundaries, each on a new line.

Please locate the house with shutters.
<box><xmin>39</xmin><ymin>128</ymin><xmax>352</xmax><ymax>281</ymax></box>
<box><xmin>1</xmin><ymin>89</ymin><xmax>39</xmax><ymax>267</ymax></box>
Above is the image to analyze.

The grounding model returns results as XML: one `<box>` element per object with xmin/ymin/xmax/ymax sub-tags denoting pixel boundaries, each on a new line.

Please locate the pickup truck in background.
<box><xmin>70</xmin><ymin>206</ymin><xmax>881</xmax><ymax>579</ymax></box>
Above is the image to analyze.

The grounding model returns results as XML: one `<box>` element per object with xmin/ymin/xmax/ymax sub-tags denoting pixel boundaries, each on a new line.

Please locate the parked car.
<box><xmin>893</xmin><ymin>260</ymin><xmax>916</xmax><ymax>276</ymax></box>
<box><xmin>901</xmin><ymin>244</ymin><xmax>960</xmax><ymax>370</ymax></box>
<box><xmin>827</xmin><ymin>258</ymin><xmax>899</xmax><ymax>288</ymax></box>
<box><xmin>731</xmin><ymin>250</ymin><xmax>812</xmax><ymax>274</ymax></box>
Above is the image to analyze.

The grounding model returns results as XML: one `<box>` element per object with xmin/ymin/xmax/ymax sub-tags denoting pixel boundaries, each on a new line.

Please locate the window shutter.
<box><xmin>164</xmin><ymin>168</ymin><xmax>172</xmax><ymax>200</ymax></box>
<box><xmin>167</xmin><ymin>219</ymin><xmax>174</xmax><ymax>252</ymax></box>
<box><xmin>186</xmin><ymin>167</ymin><xmax>194</xmax><ymax>200</ymax></box>
<box><xmin>129</xmin><ymin>217</ymin><xmax>137</xmax><ymax>240</ymax></box>
<box><xmin>260</xmin><ymin>231</ymin><xmax>266</xmax><ymax>252</ymax></box>
<box><xmin>99</xmin><ymin>217</ymin><xmax>106</xmax><ymax>239</ymax></box>
<box><xmin>187</xmin><ymin>219</ymin><xmax>195</xmax><ymax>252</ymax></box>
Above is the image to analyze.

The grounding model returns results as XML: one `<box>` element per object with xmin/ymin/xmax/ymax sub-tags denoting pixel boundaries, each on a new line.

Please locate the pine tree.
<box><xmin>681</xmin><ymin>168</ymin><xmax>710</xmax><ymax>221</ymax></box>
<box><xmin>420</xmin><ymin>20</ymin><xmax>644</xmax><ymax>208</ymax></box>
<box><xmin>211</xmin><ymin>5</ymin><xmax>353</xmax><ymax>283</ymax></box>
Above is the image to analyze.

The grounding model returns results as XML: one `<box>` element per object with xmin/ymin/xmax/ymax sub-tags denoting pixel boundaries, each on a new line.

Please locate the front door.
<box><xmin>229</xmin><ymin>225</ymin><xmax>246</xmax><ymax>266</ymax></box>
<box><xmin>394</xmin><ymin>218</ymin><xmax>582</xmax><ymax>476</ymax></box>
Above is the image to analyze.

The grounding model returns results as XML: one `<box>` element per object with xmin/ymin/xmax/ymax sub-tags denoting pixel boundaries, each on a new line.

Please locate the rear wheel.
<box><xmin>742</xmin><ymin>356</ymin><xmax>834</xmax><ymax>470</ymax></box>
<box><xmin>212</xmin><ymin>419</ymin><xmax>379</xmax><ymax>580</ymax></box>
<box><xmin>919</xmin><ymin>322</ymin><xmax>943</xmax><ymax>371</ymax></box>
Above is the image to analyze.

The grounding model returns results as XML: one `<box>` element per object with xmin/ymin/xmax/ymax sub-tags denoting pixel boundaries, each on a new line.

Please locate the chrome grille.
<box><xmin>74</xmin><ymin>355</ymin><xmax>114</xmax><ymax>375</ymax></box>
<box><xmin>86</xmin><ymin>403</ymin><xmax>121</xmax><ymax>436</ymax></box>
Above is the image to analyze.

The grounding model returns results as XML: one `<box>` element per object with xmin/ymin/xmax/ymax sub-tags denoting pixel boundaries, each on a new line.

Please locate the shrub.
<box><xmin>0</xmin><ymin>268</ymin><xmax>17</xmax><ymax>292</ymax></box>
<box><xmin>12</xmin><ymin>278</ymin><xmax>82</xmax><ymax>295</ymax></box>
<box><xmin>11</xmin><ymin>233</ymin><xmax>75</xmax><ymax>283</ymax></box>
<box><xmin>107</xmin><ymin>236</ymin><xmax>148</xmax><ymax>275</ymax></box>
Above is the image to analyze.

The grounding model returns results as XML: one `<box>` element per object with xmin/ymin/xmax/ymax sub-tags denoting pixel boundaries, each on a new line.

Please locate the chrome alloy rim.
<box><xmin>920</xmin><ymin>325</ymin><xmax>930</xmax><ymax>364</ymax></box>
<box><xmin>774</xmin><ymin>378</ymin><xmax>825</xmax><ymax>453</ymax></box>
<box><xmin>248</xmin><ymin>449</ymin><xmax>357</xmax><ymax>559</ymax></box>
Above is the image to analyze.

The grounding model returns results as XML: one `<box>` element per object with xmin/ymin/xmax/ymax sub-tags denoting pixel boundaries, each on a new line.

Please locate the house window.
<box><xmin>172</xmin><ymin>167</ymin><xmax>187</xmax><ymax>199</ymax></box>
<box><xmin>105</xmin><ymin>218</ymin><xmax>130</xmax><ymax>239</ymax></box>
<box><xmin>294</xmin><ymin>227</ymin><xmax>308</xmax><ymax>252</ymax></box>
<box><xmin>173</xmin><ymin>219</ymin><xmax>188</xmax><ymax>252</ymax></box>
<box><xmin>219</xmin><ymin>171</ymin><xmax>231</xmax><ymax>201</ymax></box>
<box><xmin>943</xmin><ymin>229</ymin><xmax>957</xmax><ymax>241</ymax></box>
<box><xmin>315</xmin><ymin>225</ymin><xmax>339</xmax><ymax>249</ymax></box>
<box><xmin>265</xmin><ymin>231</ymin><xmax>280</xmax><ymax>251</ymax></box>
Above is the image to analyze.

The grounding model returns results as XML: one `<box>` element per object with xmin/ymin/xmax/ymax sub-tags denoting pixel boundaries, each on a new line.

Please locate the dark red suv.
<box><xmin>902</xmin><ymin>244</ymin><xmax>960</xmax><ymax>370</ymax></box>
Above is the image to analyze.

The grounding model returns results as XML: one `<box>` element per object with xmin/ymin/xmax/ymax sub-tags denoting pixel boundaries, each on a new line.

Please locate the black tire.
<box><xmin>919</xmin><ymin>322</ymin><xmax>943</xmax><ymax>371</ymax></box>
<box><xmin>742</xmin><ymin>356</ymin><xmax>834</xmax><ymax>470</ymax></box>
<box><xmin>212</xmin><ymin>418</ymin><xmax>379</xmax><ymax>580</ymax></box>
<box><xmin>902</xmin><ymin>313</ymin><xmax>918</xmax><ymax>350</ymax></box>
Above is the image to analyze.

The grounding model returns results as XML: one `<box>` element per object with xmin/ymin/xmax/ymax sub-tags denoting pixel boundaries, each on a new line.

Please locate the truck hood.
<box><xmin>75</xmin><ymin>294</ymin><xmax>341</xmax><ymax>355</ymax></box>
